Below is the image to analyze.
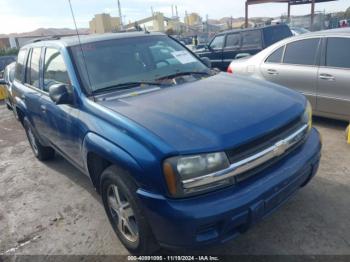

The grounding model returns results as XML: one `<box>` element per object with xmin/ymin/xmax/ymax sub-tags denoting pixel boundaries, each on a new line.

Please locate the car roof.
<box><xmin>0</xmin><ymin>55</ymin><xmax>16</xmax><ymax>60</ymax></box>
<box><xmin>23</xmin><ymin>31</ymin><xmax>166</xmax><ymax>49</ymax></box>
<box><xmin>216</xmin><ymin>24</ymin><xmax>289</xmax><ymax>36</ymax></box>
<box><xmin>292</xmin><ymin>27</ymin><xmax>350</xmax><ymax>39</ymax></box>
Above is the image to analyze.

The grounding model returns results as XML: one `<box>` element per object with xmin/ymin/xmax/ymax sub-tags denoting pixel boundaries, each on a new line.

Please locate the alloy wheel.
<box><xmin>107</xmin><ymin>184</ymin><xmax>139</xmax><ymax>243</ymax></box>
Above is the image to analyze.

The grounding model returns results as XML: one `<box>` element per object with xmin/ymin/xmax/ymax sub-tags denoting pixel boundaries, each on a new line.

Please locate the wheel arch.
<box><xmin>14</xmin><ymin>101</ymin><xmax>27</xmax><ymax>126</ymax></box>
<box><xmin>83</xmin><ymin>132</ymin><xmax>145</xmax><ymax>194</ymax></box>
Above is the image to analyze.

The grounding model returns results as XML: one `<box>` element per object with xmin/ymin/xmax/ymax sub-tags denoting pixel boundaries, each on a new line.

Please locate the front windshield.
<box><xmin>70</xmin><ymin>35</ymin><xmax>208</xmax><ymax>92</ymax></box>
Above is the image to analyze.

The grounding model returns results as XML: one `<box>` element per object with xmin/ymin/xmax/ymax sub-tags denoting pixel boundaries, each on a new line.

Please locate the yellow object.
<box><xmin>347</xmin><ymin>125</ymin><xmax>350</xmax><ymax>144</ymax></box>
<box><xmin>0</xmin><ymin>85</ymin><xmax>7</xmax><ymax>100</ymax></box>
<box><xmin>163</xmin><ymin>162</ymin><xmax>177</xmax><ymax>196</ymax></box>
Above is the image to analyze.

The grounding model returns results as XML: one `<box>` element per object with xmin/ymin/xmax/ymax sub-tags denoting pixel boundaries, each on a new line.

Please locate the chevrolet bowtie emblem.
<box><xmin>273</xmin><ymin>140</ymin><xmax>289</xmax><ymax>157</ymax></box>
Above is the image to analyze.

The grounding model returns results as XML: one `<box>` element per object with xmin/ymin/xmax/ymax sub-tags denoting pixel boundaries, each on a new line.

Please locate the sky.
<box><xmin>0</xmin><ymin>0</ymin><xmax>349</xmax><ymax>34</ymax></box>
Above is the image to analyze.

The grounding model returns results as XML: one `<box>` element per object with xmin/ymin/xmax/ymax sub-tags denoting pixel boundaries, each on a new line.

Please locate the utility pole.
<box><xmin>117</xmin><ymin>0</ymin><xmax>123</xmax><ymax>30</ymax></box>
<box><xmin>206</xmin><ymin>14</ymin><xmax>209</xmax><ymax>33</ymax></box>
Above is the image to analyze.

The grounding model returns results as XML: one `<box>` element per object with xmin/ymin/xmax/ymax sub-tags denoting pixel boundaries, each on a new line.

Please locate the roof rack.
<box><xmin>32</xmin><ymin>35</ymin><xmax>61</xmax><ymax>43</ymax></box>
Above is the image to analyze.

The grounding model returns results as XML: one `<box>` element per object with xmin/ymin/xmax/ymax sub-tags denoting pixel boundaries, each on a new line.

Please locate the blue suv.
<box><xmin>11</xmin><ymin>32</ymin><xmax>321</xmax><ymax>254</ymax></box>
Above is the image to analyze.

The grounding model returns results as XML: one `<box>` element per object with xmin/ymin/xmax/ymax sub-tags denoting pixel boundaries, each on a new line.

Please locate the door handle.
<box><xmin>267</xmin><ymin>69</ymin><xmax>279</xmax><ymax>75</ymax></box>
<box><xmin>320</xmin><ymin>74</ymin><xmax>335</xmax><ymax>81</ymax></box>
<box><xmin>40</xmin><ymin>105</ymin><xmax>47</xmax><ymax>113</ymax></box>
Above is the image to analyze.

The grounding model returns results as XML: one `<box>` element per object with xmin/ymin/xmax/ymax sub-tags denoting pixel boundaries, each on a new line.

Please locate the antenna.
<box><xmin>67</xmin><ymin>0</ymin><xmax>93</xmax><ymax>95</ymax></box>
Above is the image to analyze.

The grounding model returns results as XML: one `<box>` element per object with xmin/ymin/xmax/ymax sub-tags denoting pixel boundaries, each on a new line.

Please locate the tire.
<box><xmin>101</xmin><ymin>166</ymin><xmax>159</xmax><ymax>255</ymax></box>
<box><xmin>23</xmin><ymin>117</ymin><xmax>55</xmax><ymax>161</ymax></box>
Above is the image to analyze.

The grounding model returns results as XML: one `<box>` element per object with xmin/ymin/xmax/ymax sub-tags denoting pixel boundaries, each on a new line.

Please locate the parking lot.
<box><xmin>0</xmin><ymin>101</ymin><xmax>349</xmax><ymax>256</ymax></box>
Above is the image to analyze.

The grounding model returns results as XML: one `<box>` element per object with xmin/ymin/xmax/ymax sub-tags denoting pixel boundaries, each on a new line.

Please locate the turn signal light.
<box><xmin>227</xmin><ymin>67</ymin><xmax>233</xmax><ymax>74</ymax></box>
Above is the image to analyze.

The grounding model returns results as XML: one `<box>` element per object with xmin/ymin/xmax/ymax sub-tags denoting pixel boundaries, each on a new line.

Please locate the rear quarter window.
<box><xmin>15</xmin><ymin>49</ymin><xmax>27</xmax><ymax>81</ymax></box>
<box><xmin>266</xmin><ymin>46</ymin><xmax>284</xmax><ymax>63</ymax></box>
<box><xmin>26</xmin><ymin>48</ymin><xmax>41</xmax><ymax>88</ymax></box>
<box><xmin>263</xmin><ymin>26</ymin><xmax>292</xmax><ymax>47</ymax></box>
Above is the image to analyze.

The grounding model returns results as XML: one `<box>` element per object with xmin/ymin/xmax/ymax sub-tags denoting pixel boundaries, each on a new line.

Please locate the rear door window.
<box><xmin>15</xmin><ymin>49</ymin><xmax>27</xmax><ymax>81</ymax></box>
<box><xmin>209</xmin><ymin>35</ymin><xmax>225</xmax><ymax>50</ymax></box>
<box><xmin>266</xmin><ymin>46</ymin><xmax>284</xmax><ymax>63</ymax></box>
<box><xmin>241</xmin><ymin>30</ymin><xmax>262</xmax><ymax>49</ymax></box>
<box><xmin>325</xmin><ymin>37</ymin><xmax>350</xmax><ymax>69</ymax></box>
<box><xmin>283</xmin><ymin>38</ymin><xmax>320</xmax><ymax>66</ymax></box>
<box><xmin>26</xmin><ymin>48</ymin><xmax>41</xmax><ymax>88</ymax></box>
<box><xmin>225</xmin><ymin>33</ymin><xmax>240</xmax><ymax>49</ymax></box>
<box><xmin>43</xmin><ymin>48</ymin><xmax>70</xmax><ymax>92</ymax></box>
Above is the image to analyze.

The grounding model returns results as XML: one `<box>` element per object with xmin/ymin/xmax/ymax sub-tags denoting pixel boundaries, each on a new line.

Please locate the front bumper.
<box><xmin>137</xmin><ymin>128</ymin><xmax>321</xmax><ymax>249</ymax></box>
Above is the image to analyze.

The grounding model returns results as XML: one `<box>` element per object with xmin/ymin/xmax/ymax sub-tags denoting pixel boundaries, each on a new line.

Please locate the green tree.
<box><xmin>345</xmin><ymin>7</ymin><xmax>350</xmax><ymax>19</ymax></box>
<box><xmin>0</xmin><ymin>48</ymin><xmax>19</xmax><ymax>57</ymax></box>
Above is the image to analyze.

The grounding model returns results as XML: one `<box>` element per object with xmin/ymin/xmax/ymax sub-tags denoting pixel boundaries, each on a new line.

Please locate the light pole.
<box><xmin>117</xmin><ymin>0</ymin><xmax>123</xmax><ymax>30</ymax></box>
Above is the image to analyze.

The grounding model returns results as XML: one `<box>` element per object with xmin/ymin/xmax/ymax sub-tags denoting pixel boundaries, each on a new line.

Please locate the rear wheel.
<box><xmin>101</xmin><ymin>166</ymin><xmax>159</xmax><ymax>254</ymax></box>
<box><xmin>23</xmin><ymin>117</ymin><xmax>55</xmax><ymax>161</ymax></box>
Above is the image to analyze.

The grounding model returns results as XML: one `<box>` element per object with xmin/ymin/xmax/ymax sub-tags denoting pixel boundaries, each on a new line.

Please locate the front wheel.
<box><xmin>101</xmin><ymin>166</ymin><xmax>159</xmax><ymax>255</ymax></box>
<box><xmin>23</xmin><ymin>117</ymin><xmax>55</xmax><ymax>161</ymax></box>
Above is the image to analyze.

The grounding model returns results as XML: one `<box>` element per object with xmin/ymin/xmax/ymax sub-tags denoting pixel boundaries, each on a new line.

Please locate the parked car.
<box><xmin>195</xmin><ymin>24</ymin><xmax>293</xmax><ymax>71</ymax></box>
<box><xmin>0</xmin><ymin>55</ymin><xmax>16</xmax><ymax>100</ymax></box>
<box><xmin>12</xmin><ymin>32</ymin><xmax>321</xmax><ymax>254</ymax></box>
<box><xmin>227</xmin><ymin>28</ymin><xmax>350</xmax><ymax>121</ymax></box>
<box><xmin>0</xmin><ymin>62</ymin><xmax>16</xmax><ymax>111</ymax></box>
<box><xmin>289</xmin><ymin>26</ymin><xmax>310</xmax><ymax>36</ymax></box>
<box><xmin>0</xmin><ymin>55</ymin><xmax>16</xmax><ymax>72</ymax></box>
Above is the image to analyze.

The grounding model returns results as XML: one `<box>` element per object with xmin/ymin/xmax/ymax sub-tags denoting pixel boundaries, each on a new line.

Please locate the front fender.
<box><xmin>82</xmin><ymin>132</ymin><xmax>157</xmax><ymax>191</ymax></box>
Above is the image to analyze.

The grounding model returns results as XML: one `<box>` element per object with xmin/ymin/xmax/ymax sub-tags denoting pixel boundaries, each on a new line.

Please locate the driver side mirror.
<box><xmin>201</xmin><ymin>57</ymin><xmax>212</xmax><ymax>68</ymax></box>
<box><xmin>49</xmin><ymin>84</ymin><xmax>73</xmax><ymax>105</ymax></box>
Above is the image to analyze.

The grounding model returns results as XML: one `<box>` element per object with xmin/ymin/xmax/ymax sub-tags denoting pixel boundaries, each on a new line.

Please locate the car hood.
<box><xmin>97</xmin><ymin>73</ymin><xmax>306</xmax><ymax>153</ymax></box>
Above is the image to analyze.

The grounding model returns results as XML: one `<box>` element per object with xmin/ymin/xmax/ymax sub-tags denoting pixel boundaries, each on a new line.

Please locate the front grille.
<box><xmin>225</xmin><ymin>116</ymin><xmax>306</xmax><ymax>182</ymax></box>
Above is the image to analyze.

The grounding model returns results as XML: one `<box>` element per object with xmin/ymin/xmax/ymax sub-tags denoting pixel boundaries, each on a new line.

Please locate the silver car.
<box><xmin>1</xmin><ymin>62</ymin><xmax>16</xmax><ymax>111</ymax></box>
<box><xmin>227</xmin><ymin>28</ymin><xmax>350</xmax><ymax>121</ymax></box>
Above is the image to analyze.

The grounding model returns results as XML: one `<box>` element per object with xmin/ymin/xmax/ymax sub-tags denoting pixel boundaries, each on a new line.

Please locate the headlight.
<box><xmin>163</xmin><ymin>152</ymin><xmax>231</xmax><ymax>197</ymax></box>
<box><xmin>302</xmin><ymin>100</ymin><xmax>312</xmax><ymax>131</ymax></box>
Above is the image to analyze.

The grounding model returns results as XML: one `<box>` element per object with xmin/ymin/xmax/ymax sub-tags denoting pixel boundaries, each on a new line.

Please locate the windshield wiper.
<box><xmin>156</xmin><ymin>71</ymin><xmax>211</xmax><ymax>81</ymax></box>
<box><xmin>94</xmin><ymin>81</ymin><xmax>162</xmax><ymax>94</ymax></box>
